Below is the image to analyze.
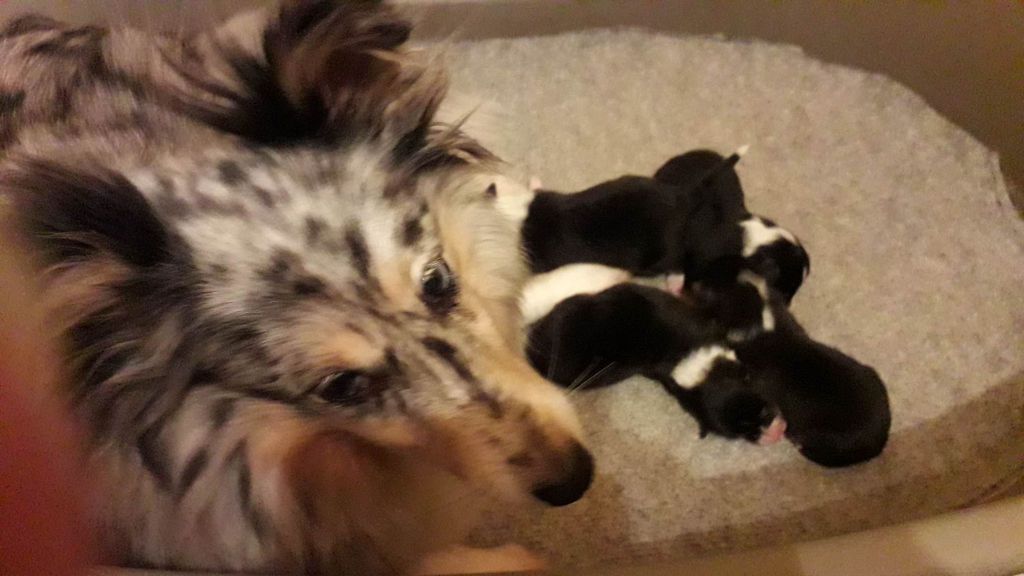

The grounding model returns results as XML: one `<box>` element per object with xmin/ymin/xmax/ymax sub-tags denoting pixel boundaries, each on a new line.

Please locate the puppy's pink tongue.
<box><xmin>758</xmin><ymin>416</ymin><xmax>787</xmax><ymax>446</ymax></box>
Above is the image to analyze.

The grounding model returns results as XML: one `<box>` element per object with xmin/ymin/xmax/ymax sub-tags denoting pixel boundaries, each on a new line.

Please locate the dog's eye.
<box><xmin>317</xmin><ymin>370</ymin><xmax>375</xmax><ymax>406</ymax></box>
<box><xmin>420</xmin><ymin>257</ymin><xmax>458</xmax><ymax>312</ymax></box>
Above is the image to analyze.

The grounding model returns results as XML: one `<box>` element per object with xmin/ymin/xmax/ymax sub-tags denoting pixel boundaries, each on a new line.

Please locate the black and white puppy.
<box><xmin>522</xmin><ymin>261</ymin><xmax>890</xmax><ymax>465</ymax></box>
<box><xmin>521</xmin><ymin>265</ymin><xmax>787</xmax><ymax>445</ymax></box>
<box><xmin>522</xmin><ymin>176</ymin><xmax>691</xmax><ymax>275</ymax></box>
<box><xmin>654</xmin><ymin>149</ymin><xmax>811</xmax><ymax>303</ymax></box>
<box><xmin>520</xmin><ymin>148</ymin><xmax>811</xmax><ymax>303</ymax></box>
<box><xmin>735</xmin><ymin>319</ymin><xmax>891</xmax><ymax>467</ymax></box>
<box><xmin>689</xmin><ymin>261</ymin><xmax>892</xmax><ymax>467</ymax></box>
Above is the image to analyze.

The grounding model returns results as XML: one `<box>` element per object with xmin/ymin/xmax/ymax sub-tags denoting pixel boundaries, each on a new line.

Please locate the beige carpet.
<box><xmin>439</xmin><ymin>30</ymin><xmax>1024</xmax><ymax>568</ymax></box>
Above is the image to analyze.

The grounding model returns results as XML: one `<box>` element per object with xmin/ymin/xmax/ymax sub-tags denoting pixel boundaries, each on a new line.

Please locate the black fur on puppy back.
<box><xmin>654</xmin><ymin>149</ymin><xmax>747</xmax><ymax>224</ymax></box>
<box><xmin>737</xmin><ymin>306</ymin><xmax>891</xmax><ymax>467</ymax></box>
<box><xmin>526</xmin><ymin>283</ymin><xmax>698</xmax><ymax>387</ymax></box>
<box><xmin>522</xmin><ymin>177</ymin><xmax>688</xmax><ymax>274</ymax></box>
<box><xmin>686</xmin><ymin>255</ymin><xmax>771</xmax><ymax>336</ymax></box>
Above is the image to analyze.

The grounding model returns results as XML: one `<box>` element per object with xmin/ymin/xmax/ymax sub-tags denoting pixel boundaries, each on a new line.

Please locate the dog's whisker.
<box><xmin>569</xmin><ymin>361</ymin><xmax>616</xmax><ymax>396</ymax></box>
<box><xmin>566</xmin><ymin>357</ymin><xmax>602</xmax><ymax>392</ymax></box>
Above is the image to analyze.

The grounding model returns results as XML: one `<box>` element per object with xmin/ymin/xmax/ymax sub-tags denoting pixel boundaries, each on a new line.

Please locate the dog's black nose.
<box><xmin>531</xmin><ymin>443</ymin><xmax>594</xmax><ymax>507</ymax></box>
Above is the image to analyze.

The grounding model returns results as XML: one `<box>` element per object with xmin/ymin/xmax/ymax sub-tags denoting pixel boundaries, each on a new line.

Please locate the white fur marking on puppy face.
<box><xmin>740</xmin><ymin>217</ymin><xmax>798</xmax><ymax>257</ymax></box>
<box><xmin>520</xmin><ymin>264</ymin><xmax>631</xmax><ymax>325</ymax></box>
<box><xmin>670</xmin><ymin>345</ymin><xmax>737</xmax><ymax>390</ymax></box>
<box><xmin>738</xmin><ymin>270</ymin><xmax>775</xmax><ymax>333</ymax></box>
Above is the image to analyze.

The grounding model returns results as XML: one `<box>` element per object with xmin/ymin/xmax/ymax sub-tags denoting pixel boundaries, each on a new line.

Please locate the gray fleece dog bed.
<box><xmin>441</xmin><ymin>30</ymin><xmax>1024</xmax><ymax>567</ymax></box>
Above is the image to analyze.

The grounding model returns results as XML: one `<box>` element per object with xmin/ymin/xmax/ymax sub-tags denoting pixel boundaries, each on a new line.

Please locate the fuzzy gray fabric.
<box><xmin>441</xmin><ymin>30</ymin><xmax>1024</xmax><ymax>567</ymax></box>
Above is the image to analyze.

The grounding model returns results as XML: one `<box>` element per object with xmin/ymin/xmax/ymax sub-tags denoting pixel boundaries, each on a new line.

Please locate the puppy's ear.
<box><xmin>180</xmin><ymin>0</ymin><xmax>445</xmax><ymax>148</ymax></box>
<box><xmin>687</xmin><ymin>254</ymin><xmax>745</xmax><ymax>298</ymax></box>
<box><xmin>653</xmin><ymin>149</ymin><xmax>726</xmax><ymax>189</ymax></box>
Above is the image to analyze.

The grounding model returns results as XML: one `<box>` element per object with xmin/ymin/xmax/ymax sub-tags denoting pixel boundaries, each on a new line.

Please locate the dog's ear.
<box><xmin>179</xmin><ymin>0</ymin><xmax>445</xmax><ymax>149</ymax></box>
<box><xmin>2</xmin><ymin>160</ymin><xmax>172</xmax><ymax>269</ymax></box>
<box><xmin>267</xmin><ymin>0</ymin><xmax>445</xmax><ymax>143</ymax></box>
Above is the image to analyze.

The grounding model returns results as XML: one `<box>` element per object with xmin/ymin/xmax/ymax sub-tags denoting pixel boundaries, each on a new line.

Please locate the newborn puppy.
<box><xmin>653</xmin><ymin>346</ymin><xmax>787</xmax><ymax>445</ymax></box>
<box><xmin>734</xmin><ymin>308</ymin><xmax>891</xmax><ymax>467</ymax></box>
<box><xmin>522</xmin><ymin>268</ymin><xmax>785</xmax><ymax>444</ymax></box>
<box><xmin>522</xmin><ymin>176</ymin><xmax>691</xmax><ymax>275</ymax></box>
<box><xmin>654</xmin><ymin>149</ymin><xmax>811</xmax><ymax>304</ymax></box>
<box><xmin>690</xmin><ymin>263</ymin><xmax>892</xmax><ymax>467</ymax></box>
<box><xmin>686</xmin><ymin>255</ymin><xmax>782</xmax><ymax>342</ymax></box>
<box><xmin>521</xmin><ymin>149</ymin><xmax>810</xmax><ymax>303</ymax></box>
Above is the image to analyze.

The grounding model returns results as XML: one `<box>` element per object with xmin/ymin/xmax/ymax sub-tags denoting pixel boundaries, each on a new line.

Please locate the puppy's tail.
<box><xmin>652</xmin><ymin>144</ymin><xmax>749</xmax><ymax>198</ymax></box>
<box><xmin>700</xmin><ymin>144</ymin><xmax>748</xmax><ymax>184</ymax></box>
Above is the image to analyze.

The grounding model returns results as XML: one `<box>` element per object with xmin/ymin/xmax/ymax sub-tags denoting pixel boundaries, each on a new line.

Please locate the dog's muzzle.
<box><xmin>530</xmin><ymin>442</ymin><xmax>594</xmax><ymax>506</ymax></box>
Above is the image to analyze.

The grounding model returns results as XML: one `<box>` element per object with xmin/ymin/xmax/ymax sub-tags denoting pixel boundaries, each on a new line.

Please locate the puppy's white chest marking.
<box><xmin>737</xmin><ymin>270</ymin><xmax>776</xmax><ymax>333</ymax></box>
<box><xmin>740</xmin><ymin>217</ymin><xmax>797</xmax><ymax>257</ymax></box>
<box><xmin>671</xmin><ymin>345</ymin><xmax>737</xmax><ymax>389</ymax></box>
